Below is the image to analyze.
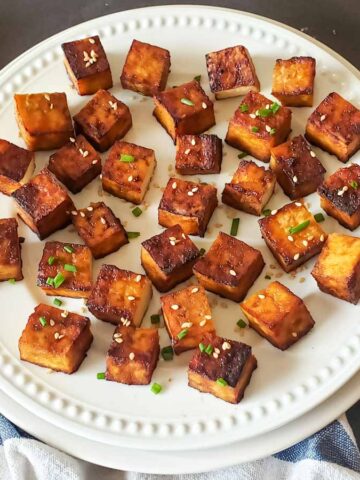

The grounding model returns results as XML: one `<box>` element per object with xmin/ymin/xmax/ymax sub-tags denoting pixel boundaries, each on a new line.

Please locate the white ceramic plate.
<box><xmin>0</xmin><ymin>5</ymin><xmax>359</xmax><ymax>452</ymax></box>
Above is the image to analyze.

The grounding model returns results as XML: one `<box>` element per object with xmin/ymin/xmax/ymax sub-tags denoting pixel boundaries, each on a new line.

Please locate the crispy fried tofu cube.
<box><xmin>222</xmin><ymin>159</ymin><xmax>276</xmax><ymax>215</ymax></box>
<box><xmin>205</xmin><ymin>45</ymin><xmax>260</xmax><ymax>100</ymax></box>
<box><xmin>0</xmin><ymin>139</ymin><xmax>35</xmax><ymax>196</ymax></box>
<box><xmin>241</xmin><ymin>281</ymin><xmax>315</xmax><ymax>350</ymax></box>
<box><xmin>270</xmin><ymin>135</ymin><xmax>326</xmax><ymax>200</ymax></box>
<box><xmin>188</xmin><ymin>333</ymin><xmax>257</xmax><ymax>404</ymax></box>
<box><xmin>153</xmin><ymin>80</ymin><xmax>215</xmax><ymax>142</ymax></box>
<box><xmin>106</xmin><ymin>324</ymin><xmax>159</xmax><ymax>385</ymax></box>
<box><xmin>259</xmin><ymin>201</ymin><xmax>327</xmax><ymax>273</ymax></box>
<box><xmin>18</xmin><ymin>304</ymin><xmax>93</xmax><ymax>373</ymax></box>
<box><xmin>175</xmin><ymin>134</ymin><xmax>222</xmax><ymax>175</ymax></box>
<box><xmin>87</xmin><ymin>265</ymin><xmax>152</xmax><ymax>326</ymax></box>
<box><xmin>160</xmin><ymin>285</ymin><xmax>216</xmax><ymax>354</ymax></box>
<box><xmin>311</xmin><ymin>233</ymin><xmax>360</xmax><ymax>304</ymax></box>
<box><xmin>305</xmin><ymin>92</ymin><xmax>360</xmax><ymax>163</ymax></box>
<box><xmin>120</xmin><ymin>39</ymin><xmax>171</xmax><ymax>96</ymax></box>
<box><xmin>102</xmin><ymin>140</ymin><xmax>156</xmax><ymax>204</ymax></box>
<box><xmin>73</xmin><ymin>89</ymin><xmax>132</xmax><ymax>152</ymax></box>
<box><xmin>72</xmin><ymin>202</ymin><xmax>128</xmax><ymax>258</ymax></box>
<box><xmin>272</xmin><ymin>57</ymin><xmax>316</xmax><ymax>107</ymax></box>
<box><xmin>225</xmin><ymin>91</ymin><xmax>292</xmax><ymax>162</ymax></box>
<box><xmin>12</xmin><ymin>168</ymin><xmax>74</xmax><ymax>240</ymax></box>
<box><xmin>62</xmin><ymin>35</ymin><xmax>113</xmax><ymax>95</ymax></box>
<box><xmin>193</xmin><ymin>232</ymin><xmax>264</xmax><ymax>302</ymax></box>
<box><xmin>0</xmin><ymin>218</ymin><xmax>23</xmax><ymax>281</ymax></box>
<box><xmin>14</xmin><ymin>93</ymin><xmax>73</xmax><ymax>151</ymax></box>
<box><xmin>317</xmin><ymin>163</ymin><xmax>360</xmax><ymax>231</ymax></box>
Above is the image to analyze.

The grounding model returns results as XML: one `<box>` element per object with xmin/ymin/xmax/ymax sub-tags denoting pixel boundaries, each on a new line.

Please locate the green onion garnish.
<box><xmin>64</xmin><ymin>245</ymin><xmax>74</xmax><ymax>254</ymax></box>
<box><xmin>314</xmin><ymin>213</ymin><xmax>325</xmax><ymax>223</ymax></box>
<box><xmin>199</xmin><ymin>342</ymin><xmax>206</xmax><ymax>352</ymax></box>
<box><xmin>205</xmin><ymin>344</ymin><xmax>213</xmax><ymax>355</ymax></box>
<box><xmin>288</xmin><ymin>220</ymin><xmax>310</xmax><ymax>235</ymax></box>
<box><xmin>161</xmin><ymin>346</ymin><xmax>174</xmax><ymax>361</ymax></box>
<box><xmin>265</xmin><ymin>275</ymin><xmax>271</xmax><ymax>280</ymax></box>
<box><xmin>64</xmin><ymin>264</ymin><xmax>77</xmax><ymax>273</ymax></box>
<box><xmin>132</xmin><ymin>207</ymin><xmax>142</xmax><ymax>217</ymax></box>
<box><xmin>8</xmin><ymin>278</ymin><xmax>16</xmax><ymax>284</ymax></box>
<box><xmin>120</xmin><ymin>153</ymin><xmax>135</xmax><ymax>163</ymax></box>
<box><xmin>240</xmin><ymin>104</ymin><xmax>249</xmax><ymax>112</ymax></box>
<box><xmin>199</xmin><ymin>248</ymin><xmax>206</xmax><ymax>256</ymax></box>
<box><xmin>177</xmin><ymin>329</ymin><xmax>188</xmax><ymax>340</ymax></box>
<box><xmin>238</xmin><ymin>152</ymin><xmax>247</xmax><ymax>159</ymax></box>
<box><xmin>270</xmin><ymin>102</ymin><xmax>280</xmax><ymax>114</ymax></box>
<box><xmin>194</xmin><ymin>75</ymin><xmax>201</xmax><ymax>82</ymax></box>
<box><xmin>230</xmin><ymin>218</ymin><xmax>240</xmax><ymax>236</ymax></box>
<box><xmin>349</xmin><ymin>180</ymin><xmax>358</xmax><ymax>189</ymax></box>
<box><xmin>48</xmin><ymin>256</ymin><xmax>56</xmax><ymax>266</ymax></box>
<box><xmin>53</xmin><ymin>272</ymin><xmax>65</xmax><ymax>289</ymax></box>
<box><xmin>237</xmin><ymin>319</ymin><xmax>247</xmax><ymax>328</ymax></box>
<box><xmin>251</xmin><ymin>126</ymin><xmax>259</xmax><ymax>133</ymax></box>
<box><xmin>127</xmin><ymin>231</ymin><xmax>140</xmax><ymax>239</ymax></box>
<box><xmin>53</xmin><ymin>298</ymin><xmax>62</xmax><ymax>307</ymax></box>
<box><xmin>97</xmin><ymin>372</ymin><xmax>105</xmax><ymax>380</ymax></box>
<box><xmin>46</xmin><ymin>277</ymin><xmax>54</xmax><ymax>286</ymax></box>
<box><xmin>180</xmin><ymin>98</ymin><xmax>194</xmax><ymax>106</ymax></box>
<box><xmin>269</xmin><ymin>128</ymin><xmax>276</xmax><ymax>136</ymax></box>
<box><xmin>262</xmin><ymin>209</ymin><xmax>271</xmax><ymax>217</ymax></box>
<box><xmin>216</xmin><ymin>378</ymin><xmax>228</xmax><ymax>387</ymax></box>
<box><xmin>150</xmin><ymin>314</ymin><xmax>161</xmax><ymax>324</ymax></box>
<box><xmin>39</xmin><ymin>316</ymin><xmax>47</xmax><ymax>327</ymax></box>
<box><xmin>258</xmin><ymin>108</ymin><xmax>272</xmax><ymax>117</ymax></box>
<box><xmin>151</xmin><ymin>383</ymin><xmax>162</xmax><ymax>394</ymax></box>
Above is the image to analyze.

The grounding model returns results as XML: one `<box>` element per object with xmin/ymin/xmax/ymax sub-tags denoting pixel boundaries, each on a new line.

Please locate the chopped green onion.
<box><xmin>230</xmin><ymin>218</ymin><xmax>240</xmax><ymax>236</ymax></box>
<box><xmin>288</xmin><ymin>220</ymin><xmax>310</xmax><ymax>235</ymax></box>
<box><xmin>216</xmin><ymin>378</ymin><xmax>228</xmax><ymax>387</ymax></box>
<box><xmin>265</xmin><ymin>275</ymin><xmax>271</xmax><ymax>280</ymax></box>
<box><xmin>349</xmin><ymin>180</ymin><xmax>358</xmax><ymax>189</ymax></box>
<box><xmin>314</xmin><ymin>213</ymin><xmax>325</xmax><ymax>223</ymax></box>
<box><xmin>161</xmin><ymin>346</ymin><xmax>174</xmax><ymax>361</ymax></box>
<box><xmin>240</xmin><ymin>104</ymin><xmax>249</xmax><ymax>112</ymax></box>
<box><xmin>132</xmin><ymin>207</ymin><xmax>142</xmax><ymax>217</ymax></box>
<box><xmin>177</xmin><ymin>329</ymin><xmax>188</xmax><ymax>340</ymax></box>
<box><xmin>199</xmin><ymin>248</ymin><xmax>206</xmax><ymax>256</ymax></box>
<box><xmin>53</xmin><ymin>298</ymin><xmax>62</xmax><ymax>307</ymax></box>
<box><xmin>262</xmin><ymin>209</ymin><xmax>271</xmax><ymax>217</ymax></box>
<box><xmin>237</xmin><ymin>152</ymin><xmax>248</xmax><ymax>159</ymax></box>
<box><xmin>127</xmin><ymin>231</ymin><xmax>140</xmax><ymax>239</ymax></box>
<box><xmin>97</xmin><ymin>372</ymin><xmax>105</xmax><ymax>380</ymax></box>
<box><xmin>194</xmin><ymin>75</ymin><xmax>201</xmax><ymax>82</ymax></box>
<box><xmin>237</xmin><ymin>319</ymin><xmax>247</xmax><ymax>328</ymax></box>
<box><xmin>150</xmin><ymin>314</ymin><xmax>161</xmax><ymax>324</ymax></box>
<box><xmin>199</xmin><ymin>342</ymin><xmax>206</xmax><ymax>352</ymax></box>
<box><xmin>151</xmin><ymin>383</ymin><xmax>162</xmax><ymax>394</ymax></box>
<box><xmin>64</xmin><ymin>264</ymin><xmax>77</xmax><ymax>273</ymax></box>
<box><xmin>63</xmin><ymin>245</ymin><xmax>74</xmax><ymax>254</ymax></box>
<box><xmin>120</xmin><ymin>153</ymin><xmax>135</xmax><ymax>163</ymax></box>
<box><xmin>48</xmin><ymin>256</ymin><xmax>56</xmax><ymax>266</ymax></box>
<box><xmin>8</xmin><ymin>278</ymin><xmax>16</xmax><ymax>284</ymax></box>
<box><xmin>269</xmin><ymin>128</ymin><xmax>276</xmax><ymax>136</ymax></box>
<box><xmin>180</xmin><ymin>98</ymin><xmax>194</xmax><ymax>106</ymax></box>
<box><xmin>270</xmin><ymin>102</ymin><xmax>280</xmax><ymax>114</ymax></box>
<box><xmin>251</xmin><ymin>126</ymin><xmax>259</xmax><ymax>133</ymax></box>
<box><xmin>53</xmin><ymin>272</ymin><xmax>65</xmax><ymax>289</ymax></box>
<box><xmin>39</xmin><ymin>316</ymin><xmax>47</xmax><ymax>327</ymax></box>
<box><xmin>46</xmin><ymin>277</ymin><xmax>54</xmax><ymax>286</ymax></box>
<box><xmin>205</xmin><ymin>344</ymin><xmax>213</xmax><ymax>355</ymax></box>
<box><xmin>258</xmin><ymin>108</ymin><xmax>272</xmax><ymax>117</ymax></box>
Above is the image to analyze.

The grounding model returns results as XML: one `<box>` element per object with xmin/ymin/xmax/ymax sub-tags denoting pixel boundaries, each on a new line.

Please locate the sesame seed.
<box><xmin>169</xmin><ymin>236</ymin><xmax>176</xmax><ymax>241</ymax></box>
<box><xmin>266</xmin><ymin>104</ymin><xmax>270</xmax><ymax>109</ymax></box>
<box><xmin>49</xmin><ymin>319</ymin><xmax>55</xmax><ymax>327</ymax></box>
<box><xmin>265</xmin><ymin>125</ymin><xmax>271</xmax><ymax>133</ymax></box>
<box><xmin>135</xmin><ymin>274</ymin><xmax>141</xmax><ymax>282</ymax></box>
<box><xmin>310</xmin><ymin>151</ymin><xmax>316</xmax><ymax>158</ymax></box>
<box><xmin>79</xmin><ymin>148</ymin><xmax>84</xmax><ymax>155</ymax></box>
<box><xmin>191</xmin><ymin>139</ymin><xmax>196</xmax><ymax>146</ymax></box>
<box><xmin>192</xmin><ymin>187</ymin><xmax>198</xmax><ymax>192</ymax></box>
<box><xmin>120</xmin><ymin>317</ymin><xmax>126</xmax><ymax>324</ymax></box>
<box><xmin>113</xmin><ymin>333</ymin><xmax>122</xmax><ymax>338</ymax></box>
<box><xmin>222</xmin><ymin>341</ymin><xmax>231</xmax><ymax>350</ymax></box>
<box><xmin>258</xmin><ymin>294</ymin><xmax>265</xmax><ymax>299</ymax></box>
<box><xmin>128</xmin><ymin>175</ymin><xmax>133</xmax><ymax>182</ymax></box>
<box><xmin>58</xmin><ymin>334</ymin><xmax>65</xmax><ymax>340</ymax></box>
<box><xmin>199</xmin><ymin>319</ymin><xmax>206</xmax><ymax>327</ymax></box>
<box><xmin>292</xmin><ymin>332</ymin><xmax>298</xmax><ymax>338</ymax></box>
<box><xmin>127</xmin><ymin>296</ymin><xmax>135</xmax><ymax>301</ymax></box>
<box><xmin>187</xmin><ymin>191</ymin><xmax>194</xmax><ymax>196</ymax></box>
<box><xmin>288</xmin><ymin>235</ymin><xmax>294</xmax><ymax>242</ymax></box>
<box><xmin>50</xmin><ymin>103</ymin><xmax>54</xmax><ymax>110</ymax></box>
<box><xmin>320</xmin><ymin>114</ymin><xmax>326</xmax><ymax>121</ymax></box>
<box><xmin>115</xmin><ymin>337</ymin><xmax>123</xmax><ymax>343</ymax></box>
<box><xmin>125</xmin><ymin>320</ymin><xmax>131</xmax><ymax>327</ymax></box>
<box><xmin>293</xmin><ymin>176</ymin><xmax>298</xmax><ymax>183</ymax></box>
<box><xmin>172</xmin><ymin>182</ymin><xmax>177</xmax><ymax>189</ymax></box>
<box><xmin>44</xmin><ymin>94</ymin><xmax>50</xmax><ymax>101</ymax></box>
<box><xmin>129</xmin><ymin>352</ymin><xmax>135</xmax><ymax>360</ymax></box>
<box><xmin>80</xmin><ymin>212</ymin><xmax>85</xmax><ymax>217</ymax></box>
<box><xmin>85</xmin><ymin>61</ymin><xmax>91</xmax><ymax>67</ymax></box>
<box><xmin>249</xmin><ymin>113</ymin><xmax>256</xmax><ymax>119</ymax></box>
<box><xmin>100</xmin><ymin>217</ymin><xmax>106</xmax><ymax>224</ymax></box>
<box><xmin>308</xmin><ymin>235</ymin><xmax>314</xmax><ymax>241</ymax></box>
<box><xmin>61</xmin><ymin>311</ymin><xmax>68</xmax><ymax>318</ymax></box>
<box><xmin>184</xmin><ymin>148</ymin><xmax>190</xmax><ymax>154</ymax></box>
<box><xmin>271</xmin><ymin>209</ymin><xmax>278</xmax><ymax>215</ymax></box>
<box><xmin>171</xmin><ymin>304</ymin><xmax>179</xmax><ymax>310</ymax></box>
<box><xmin>54</xmin><ymin>332</ymin><xmax>60</xmax><ymax>340</ymax></box>
<box><xmin>202</xmin><ymin>102</ymin><xmax>207</xmax><ymax>109</ymax></box>
<box><xmin>181</xmin><ymin>322</ymin><xmax>193</xmax><ymax>328</ymax></box>
<box><xmin>82</xmin><ymin>150</ymin><xmax>89</xmax><ymax>157</ymax></box>
<box><xmin>204</xmin><ymin>314</ymin><xmax>212</xmax><ymax>320</ymax></box>
<box><xmin>213</xmin><ymin>352</ymin><xmax>219</xmax><ymax>359</ymax></box>
<box><xmin>69</xmin><ymin>137</ymin><xmax>75</xmax><ymax>143</ymax></box>
<box><xmin>320</xmin><ymin>235</ymin><xmax>325</xmax><ymax>242</ymax></box>
<box><xmin>295</xmin><ymin>202</ymin><xmax>302</xmax><ymax>207</ymax></box>
<box><xmin>191</xmin><ymin>287</ymin><xmax>199</xmax><ymax>293</ymax></box>
<box><xmin>87</xmin><ymin>206</ymin><xmax>93</xmax><ymax>211</ymax></box>
<box><xmin>214</xmin><ymin>347</ymin><xmax>220</xmax><ymax>354</ymax></box>
<box><xmin>229</xmin><ymin>269</ymin><xmax>236</xmax><ymax>276</ymax></box>
<box><xmin>99</xmin><ymin>174</ymin><xmax>102</xmax><ymax>179</ymax></box>
<box><xmin>89</xmin><ymin>38</ymin><xmax>95</xmax><ymax>44</ymax></box>
<box><xmin>71</xmin><ymin>210</ymin><xmax>77</xmax><ymax>215</ymax></box>
<box><xmin>293</xmin><ymin>253</ymin><xmax>300</xmax><ymax>260</ymax></box>
<box><xmin>170</xmin><ymin>240</ymin><xmax>176</xmax><ymax>246</ymax></box>
<box><xmin>303</xmin><ymin>240</ymin><xmax>308</xmax><ymax>247</ymax></box>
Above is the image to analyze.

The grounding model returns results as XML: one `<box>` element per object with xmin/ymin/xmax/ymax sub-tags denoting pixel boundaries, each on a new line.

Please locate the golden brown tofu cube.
<box><xmin>193</xmin><ymin>232</ymin><xmax>264</xmax><ymax>302</ymax></box>
<box><xmin>241</xmin><ymin>281</ymin><xmax>315</xmax><ymax>350</ymax></box>
<box><xmin>270</xmin><ymin>135</ymin><xmax>326</xmax><ymax>200</ymax></box>
<box><xmin>0</xmin><ymin>218</ymin><xmax>23</xmax><ymax>282</ymax></box>
<box><xmin>73</xmin><ymin>89</ymin><xmax>132</xmax><ymax>152</ymax></box>
<box><xmin>317</xmin><ymin>163</ymin><xmax>360</xmax><ymax>231</ymax></box>
<box><xmin>259</xmin><ymin>201</ymin><xmax>327</xmax><ymax>273</ymax></box>
<box><xmin>62</xmin><ymin>35</ymin><xmax>113</xmax><ymax>95</ymax></box>
<box><xmin>188</xmin><ymin>333</ymin><xmax>257</xmax><ymax>404</ymax></box>
<box><xmin>72</xmin><ymin>202</ymin><xmax>128</xmax><ymax>259</ymax></box>
<box><xmin>160</xmin><ymin>285</ymin><xmax>216</xmax><ymax>354</ymax></box>
<box><xmin>311</xmin><ymin>233</ymin><xmax>360</xmax><ymax>304</ymax></box>
<box><xmin>14</xmin><ymin>93</ymin><xmax>73</xmax><ymax>151</ymax></box>
<box><xmin>87</xmin><ymin>265</ymin><xmax>152</xmax><ymax>326</ymax></box>
<box><xmin>0</xmin><ymin>139</ymin><xmax>35</xmax><ymax>196</ymax></box>
<box><xmin>18</xmin><ymin>304</ymin><xmax>93</xmax><ymax>374</ymax></box>
<box><xmin>175</xmin><ymin>134</ymin><xmax>222</xmax><ymax>175</ymax></box>
<box><xmin>106</xmin><ymin>324</ymin><xmax>159</xmax><ymax>385</ymax></box>
<box><xmin>120</xmin><ymin>39</ymin><xmax>171</xmax><ymax>97</ymax></box>
<box><xmin>205</xmin><ymin>45</ymin><xmax>260</xmax><ymax>100</ymax></box>
<box><xmin>102</xmin><ymin>140</ymin><xmax>156</xmax><ymax>204</ymax></box>
<box><xmin>153</xmin><ymin>80</ymin><xmax>215</xmax><ymax>142</ymax></box>
<box><xmin>305</xmin><ymin>92</ymin><xmax>360</xmax><ymax>163</ymax></box>
<box><xmin>222</xmin><ymin>159</ymin><xmax>276</xmax><ymax>215</ymax></box>
<box><xmin>272</xmin><ymin>57</ymin><xmax>316</xmax><ymax>107</ymax></box>
<box><xmin>12</xmin><ymin>168</ymin><xmax>75</xmax><ymax>240</ymax></box>
<box><xmin>225</xmin><ymin>91</ymin><xmax>292</xmax><ymax>162</ymax></box>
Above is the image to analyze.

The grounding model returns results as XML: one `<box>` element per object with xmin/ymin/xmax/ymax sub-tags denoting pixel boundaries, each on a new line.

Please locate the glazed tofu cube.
<box><xmin>120</xmin><ymin>39</ymin><xmax>171</xmax><ymax>96</ymax></box>
<box><xmin>222</xmin><ymin>160</ymin><xmax>276</xmax><ymax>215</ymax></box>
<box><xmin>14</xmin><ymin>93</ymin><xmax>73</xmax><ymax>151</ymax></box>
<box><xmin>270</xmin><ymin>135</ymin><xmax>326</xmax><ymax>200</ymax></box>
<box><xmin>158</xmin><ymin>178</ymin><xmax>217</xmax><ymax>237</ymax></box>
<box><xmin>0</xmin><ymin>139</ymin><xmax>35</xmax><ymax>196</ymax></box>
<box><xmin>312</xmin><ymin>233</ymin><xmax>360</xmax><ymax>304</ymax></box>
<box><xmin>87</xmin><ymin>265</ymin><xmax>152</xmax><ymax>326</ymax></box>
<box><xmin>62</xmin><ymin>35</ymin><xmax>113</xmax><ymax>95</ymax></box>
<box><xmin>205</xmin><ymin>45</ymin><xmax>260</xmax><ymax>99</ymax></box>
<box><xmin>141</xmin><ymin>224</ymin><xmax>200</xmax><ymax>292</ymax></box>
<box><xmin>305</xmin><ymin>92</ymin><xmax>360</xmax><ymax>163</ymax></box>
<box><xmin>188</xmin><ymin>333</ymin><xmax>257</xmax><ymax>404</ymax></box>
<box><xmin>48</xmin><ymin>135</ymin><xmax>101</xmax><ymax>193</ymax></box>
<box><xmin>175</xmin><ymin>134</ymin><xmax>222</xmax><ymax>175</ymax></box>
<box><xmin>193</xmin><ymin>232</ymin><xmax>264</xmax><ymax>302</ymax></box>
<box><xmin>153</xmin><ymin>80</ymin><xmax>215</xmax><ymax>142</ymax></box>
<box><xmin>241</xmin><ymin>281</ymin><xmax>315</xmax><ymax>350</ymax></box>
<box><xmin>317</xmin><ymin>163</ymin><xmax>360</xmax><ymax>230</ymax></box>
<box><xmin>272</xmin><ymin>57</ymin><xmax>316</xmax><ymax>107</ymax></box>
<box><xmin>72</xmin><ymin>202</ymin><xmax>128</xmax><ymax>258</ymax></box>
<box><xmin>102</xmin><ymin>140</ymin><xmax>156</xmax><ymax>204</ymax></box>
<box><xmin>73</xmin><ymin>89</ymin><xmax>132</xmax><ymax>152</ymax></box>
<box><xmin>160</xmin><ymin>285</ymin><xmax>216</xmax><ymax>354</ymax></box>
<box><xmin>106</xmin><ymin>324</ymin><xmax>160</xmax><ymax>385</ymax></box>
<box><xmin>18</xmin><ymin>304</ymin><xmax>93</xmax><ymax>374</ymax></box>
<box><xmin>225</xmin><ymin>91</ymin><xmax>292</xmax><ymax>162</ymax></box>
<box><xmin>0</xmin><ymin>218</ymin><xmax>23</xmax><ymax>281</ymax></box>
<box><xmin>12</xmin><ymin>168</ymin><xmax>74</xmax><ymax>240</ymax></box>
<box><xmin>258</xmin><ymin>201</ymin><xmax>327</xmax><ymax>273</ymax></box>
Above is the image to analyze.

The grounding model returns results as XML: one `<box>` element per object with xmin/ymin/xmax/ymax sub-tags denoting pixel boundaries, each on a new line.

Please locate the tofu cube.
<box><xmin>222</xmin><ymin>159</ymin><xmax>276</xmax><ymax>215</ymax></box>
<box><xmin>160</xmin><ymin>285</ymin><xmax>216</xmax><ymax>354</ymax></box>
<box><xmin>270</xmin><ymin>135</ymin><xmax>326</xmax><ymax>200</ymax></box>
<box><xmin>73</xmin><ymin>89</ymin><xmax>132</xmax><ymax>152</ymax></box>
<box><xmin>175</xmin><ymin>134</ymin><xmax>222</xmax><ymax>175</ymax></box>
<box><xmin>312</xmin><ymin>233</ymin><xmax>360</xmax><ymax>304</ymax></box>
<box><xmin>0</xmin><ymin>218</ymin><xmax>23</xmax><ymax>281</ymax></box>
<box><xmin>206</xmin><ymin>45</ymin><xmax>260</xmax><ymax>99</ymax></box>
<box><xmin>188</xmin><ymin>333</ymin><xmax>257</xmax><ymax>404</ymax></box>
<box><xmin>102</xmin><ymin>140</ymin><xmax>156</xmax><ymax>204</ymax></box>
<box><xmin>193</xmin><ymin>232</ymin><xmax>264</xmax><ymax>302</ymax></box>
<box><xmin>153</xmin><ymin>80</ymin><xmax>215</xmax><ymax>142</ymax></box>
<box><xmin>305</xmin><ymin>92</ymin><xmax>360</xmax><ymax>163</ymax></box>
<box><xmin>241</xmin><ymin>281</ymin><xmax>315</xmax><ymax>350</ymax></box>
<box><xmin>87</xmin><ymin>265</ymin><xmax>152</xmax><ymax>326</ymax></box>
<box><xmin>12</xmin><ymin>168</ymin><xmax>74</xmax><ymax>240</ymax></box>
<box><xmin>18</xmin><ymin>304</ymin><xmax>93</xmax><ymax>374</ymax></box>
<box><xmin>14</xmin><ymin>93</ymin><xmax>73</xmax><ymax>151</ymax></box>
<box><xmin>0</xmin><ymin>139</ymin><xmax>35</xmax><ymax>196</ymax></box>
<box><xmin>120</xmin><ymin>39</ymin><xmax>171</xmax><ymax>96</ymax></box>
<box><xmin>225</xmin><ymin>91</ymin><xmax>292</xmax><ymax>162</ymax></box>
